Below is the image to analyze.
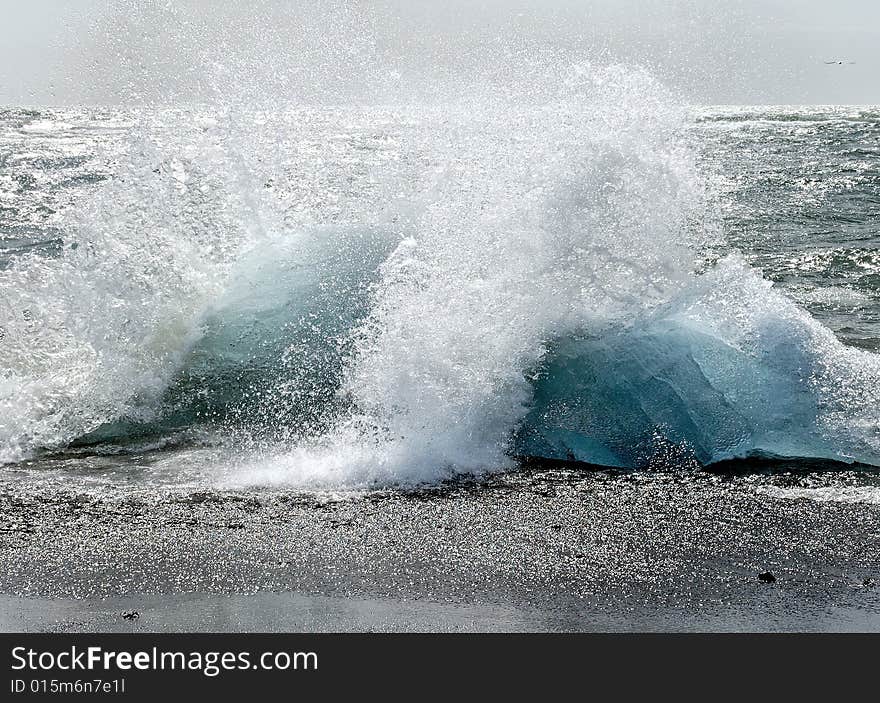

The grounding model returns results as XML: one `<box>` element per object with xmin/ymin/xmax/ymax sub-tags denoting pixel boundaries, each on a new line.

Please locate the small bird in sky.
<box><xmin>824</xmin><ymin>60</ymin><xmax>856</xmax><ymax>65</ymax></box>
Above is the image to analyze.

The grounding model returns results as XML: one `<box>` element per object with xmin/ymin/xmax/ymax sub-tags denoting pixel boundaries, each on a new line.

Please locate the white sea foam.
<box><xmin>759</xmin><ymin>485</ymin><xmax>880</xmax><ymax>506</ymax></box>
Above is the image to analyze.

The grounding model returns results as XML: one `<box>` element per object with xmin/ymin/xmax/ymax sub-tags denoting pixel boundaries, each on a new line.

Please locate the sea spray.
<box><xmin>0</xmin><ymin>111</ymin><xmax>278</xmax><ymax>462</ymax></box>
<box><xmin>2</xmin><ymin>8</ymin><xmax>880</xmax><ymax>485</ymax></box>
<box><xmin>232</xmin><ymin>65</ymin><xmax>720</xmax><ymax>486</ymax></box>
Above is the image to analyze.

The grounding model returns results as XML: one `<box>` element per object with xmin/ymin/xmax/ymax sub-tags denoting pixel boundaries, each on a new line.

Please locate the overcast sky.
<box><xmin>0</xmin><ymin>0</ymin><xmax>878</xmax><ymax>106</ymax></box>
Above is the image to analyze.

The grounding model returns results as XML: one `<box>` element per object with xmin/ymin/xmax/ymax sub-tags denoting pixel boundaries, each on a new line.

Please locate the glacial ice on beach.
<box><xmin>516</xmin><ymin>256</ymin><xmax>880</xmax><ymax>468</ymax></box>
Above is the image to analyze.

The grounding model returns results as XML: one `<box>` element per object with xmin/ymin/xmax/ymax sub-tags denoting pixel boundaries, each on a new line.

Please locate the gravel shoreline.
<box><xmin>2</xmin><ymin>467</ymin><xmax>879</xmax><ymax>631</ymax></box>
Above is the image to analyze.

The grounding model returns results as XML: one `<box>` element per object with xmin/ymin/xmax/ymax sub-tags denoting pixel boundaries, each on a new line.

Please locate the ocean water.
<box><xmin>2</xmin><ymin>66</ymin><xmax>880</xmax><ymax>491</ymax></box>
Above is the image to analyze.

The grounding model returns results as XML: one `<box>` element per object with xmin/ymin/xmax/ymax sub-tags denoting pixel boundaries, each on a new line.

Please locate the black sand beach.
<box><xmin>2</xmin><ymin>466</ymin><xmax>878</xmax><ymax>632</ymax></box>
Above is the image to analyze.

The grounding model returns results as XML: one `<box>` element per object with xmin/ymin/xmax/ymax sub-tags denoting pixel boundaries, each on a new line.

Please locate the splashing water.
<box><xmin>2</xmin><ymin>43</ymin><xmax>880</xmax><ymax>488</ymax></box>
<box><xmin>236</xmin><ymin>66</ymin><xmax>716</xmax><ymax>486</ymax></box>
<box><xmin>0</xmin><ymin>112</ymin><xmax>259</xmax><ymax>462</ymax></box>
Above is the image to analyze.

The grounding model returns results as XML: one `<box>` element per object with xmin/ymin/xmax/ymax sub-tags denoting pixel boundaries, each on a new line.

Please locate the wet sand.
<box><xmin>1</xmin><ymin>467</ymin><xmax>879</xmax><ymax>632</ymax></box>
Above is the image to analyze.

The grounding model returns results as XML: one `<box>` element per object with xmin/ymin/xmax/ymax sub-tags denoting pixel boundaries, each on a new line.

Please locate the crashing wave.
<box><xmin>2</xmin><ymin>62</ymin><xmax>880</xmax><ymax>487</ymax></box>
